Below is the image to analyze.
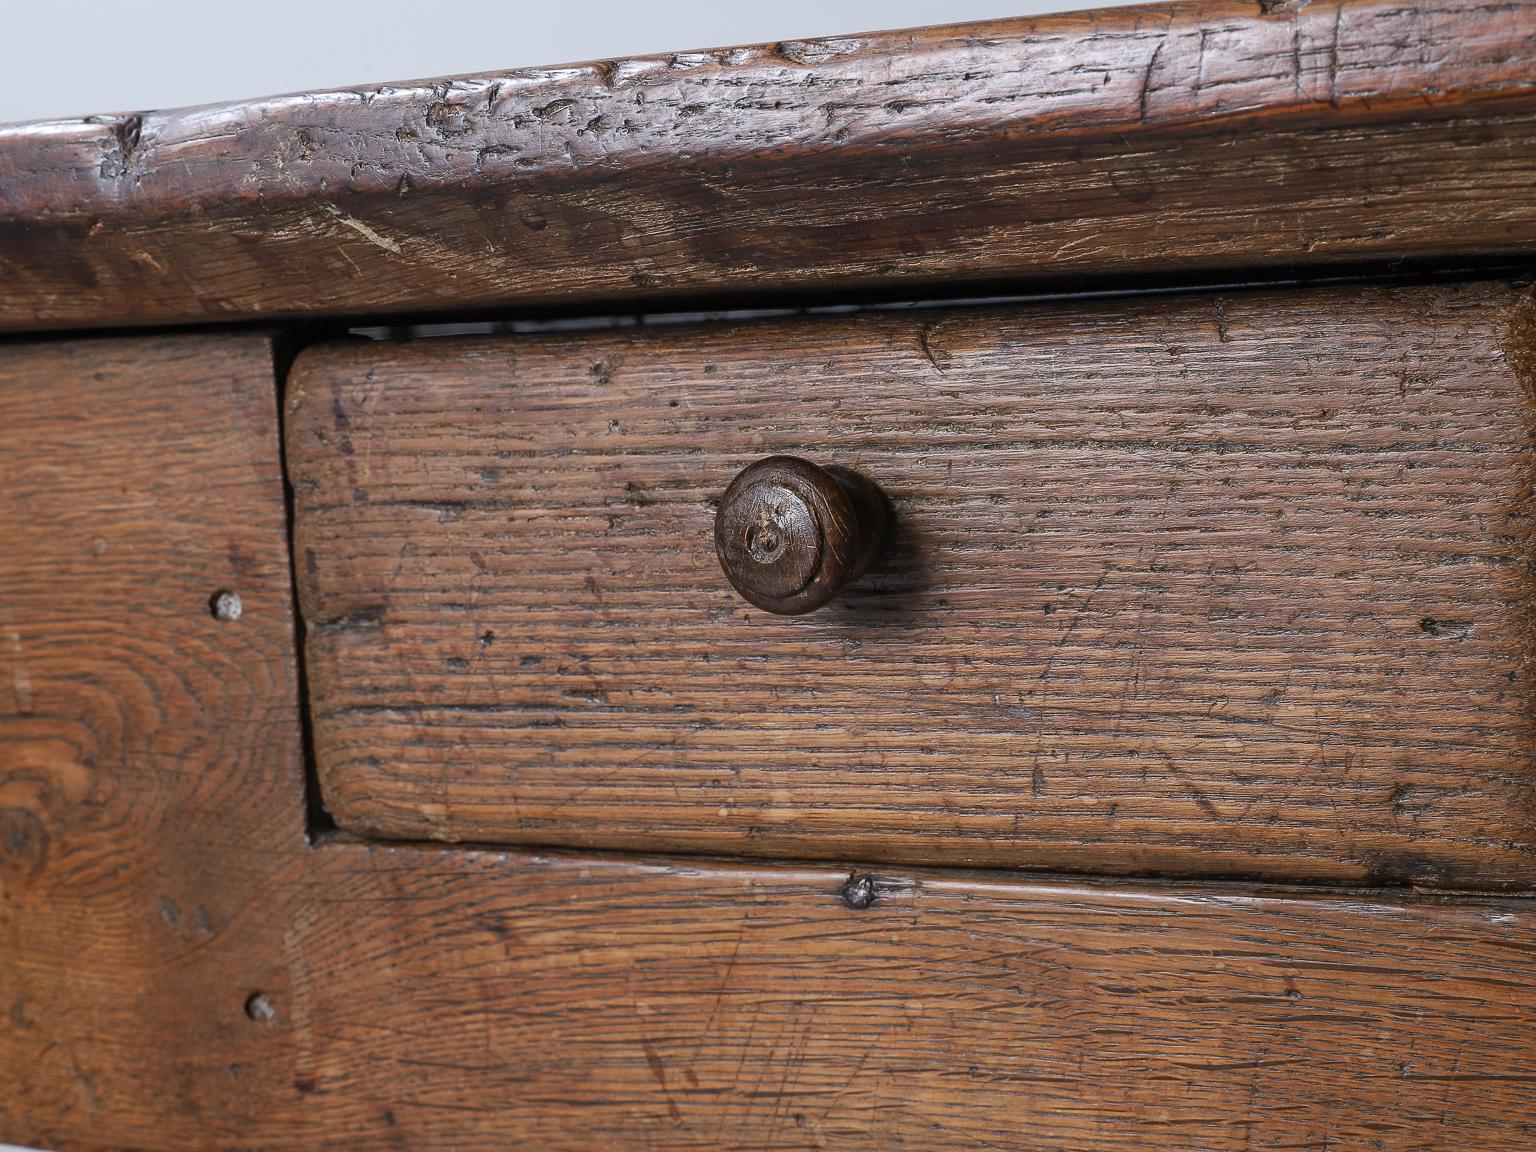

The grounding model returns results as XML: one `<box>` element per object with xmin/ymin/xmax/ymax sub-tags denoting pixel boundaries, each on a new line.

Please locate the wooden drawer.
<box><xmin>287</xmin><ymin>281</ymin><xmax>1536</xmax><ymax>887</ymax></box>
<box><xmin>14</xmin><ymin>325</ymin><xmax>1536</xmax><ymax>1152</ymax></box>
<box><xmin>16</xmin><ymin>3</ymin><xmax>1536</xmax><ymax>1147</ymax></box>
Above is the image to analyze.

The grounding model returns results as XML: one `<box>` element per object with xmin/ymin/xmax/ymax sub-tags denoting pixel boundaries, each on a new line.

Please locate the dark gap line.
<box><xmin>307</xmin><ymin>828</ymin><xmax>1536</xmax><ymax>905</ymax></box>
<box><xmin>345</xmin><ymin>259</ymin><xmax>1535</xmax><ymax>342</ymax></box>
<box><xmin>271</xmin><ymin>330</ymin><xmax>338</xmax><ymax>843</ymax></box>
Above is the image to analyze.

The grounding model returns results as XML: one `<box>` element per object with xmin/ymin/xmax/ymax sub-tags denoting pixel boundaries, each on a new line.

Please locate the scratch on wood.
<box><xmin>917</xmin><ymin>323</ymin><xmax>947</xmax><ymax>373</ymax></box>
<box><xmin>1165</xmin><ymin>754</ymin><xmax>1221</xmax><ymax>820</ymax></box>
<box><xmin>131</xmin><ymin>250</ymin><xmax>166</xmax><ymax>275</ymax></box>
<box><xmin>1291</xmin><ymin>20</ymin><xmax>1303</xmax><ymax>100</ymax></box>
<box><xmin>1213</xmin><ymin>296</ymin><xmax>1232</xmax><ymax>343</ymax></box>
<box><xmin>321</xmin><ymin>205</ymin><xmax>404</xmax><ymax>256</ymax></box>
<box><xmin>1139</xmin><ymin>41</ymin><xmax>1165</xmax><ymax>122</ymax></box>
<box><xmin>5</xmin><ymin>627</ymin><xmax>31</xmax><ymax>714</ymax></box>
<box><xmin>1195</xmin><ymin>30</ymin><xmax>1211</xmax><ymax>97</ymax></box>
<box><xmin>641</xmin><ymin>1040</ymin><xmax>685</xmax><ymax>1126</ymax></box>
<box><xmin>1328</xmin><ymin>1</ymin><xmax>1345</xmax><ymax>106</ymax></box>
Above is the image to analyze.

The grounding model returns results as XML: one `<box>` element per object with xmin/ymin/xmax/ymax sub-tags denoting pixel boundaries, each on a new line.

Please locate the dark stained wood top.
<box><xmin>290</xmin><ymin>280</ymin><xmax>1536</xmax><ymax>888</ymax></box>
<box><xmin>5</xmin><ymin>0</ymin><xmax>1536</xmax><ymax>331</ymax></box>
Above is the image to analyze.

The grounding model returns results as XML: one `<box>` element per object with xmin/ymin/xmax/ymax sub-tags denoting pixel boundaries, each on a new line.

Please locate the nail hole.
<box><xmin>210</xmin><ymin>590</ymin><xmax>243</xmax><ymax>621</ymax></box>
<box><xmin>1418</xmin><ymin>616</ymin><xmax>1472</xmax><ymax>639</ymax></box>
<box><xmin>244</xmin><ymin>991</ymin><xmax>277</xmax><ymax>1022</ymax></box>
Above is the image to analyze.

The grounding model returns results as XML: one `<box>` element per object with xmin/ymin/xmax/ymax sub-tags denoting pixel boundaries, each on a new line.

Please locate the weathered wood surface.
<box><xmin>7</xmin><ymin>0</ymin><xmax>1536</xmax><ymax>331</ymax></box>
<box><xmin>29</xmin><ymin>853</ymin><xmax>1536</xmax><ymax>1152</ymax></box>
<box><xmin>0</xmin><ymin>333</ymin><xmax>308</xmax><ymax>1141</ymax></box>
<box><xmin>291</xmin><ymin>281</ymin><xmax>1536</xmax><ymax>887</ymax></box>
<box><xmin>8</xmin><ymin>328</ymin><xmax>1536</xmax><ymax>1149</ymax></box>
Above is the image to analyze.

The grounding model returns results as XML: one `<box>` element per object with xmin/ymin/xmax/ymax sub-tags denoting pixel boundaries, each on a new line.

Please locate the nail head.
<box><xmin>244</xmin><ymin>991</ymin><xmax>277</xmax><ymax>1022</ymax></box>
<box><xmin>840</xmin><ymin>873</ymin><xmax>878</xmax><ymax>909</ymax></box>
<box><xmin>212</xmin><ymin>590</ymin><xmax>243</xmax><ymax>621</ymax></box>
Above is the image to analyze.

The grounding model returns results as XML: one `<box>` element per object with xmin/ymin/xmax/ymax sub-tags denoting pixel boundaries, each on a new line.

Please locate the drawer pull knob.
<box><xmin>714</xmin><ymin>455</ymin><xmax>889</xmax><ymax>615</ymax></box>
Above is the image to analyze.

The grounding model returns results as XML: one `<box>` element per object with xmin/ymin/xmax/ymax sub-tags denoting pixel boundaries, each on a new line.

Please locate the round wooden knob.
<box><xmin>714</xmin><ymin>456</ymin><xmax>889</xmax><ymax>615</ymax></box>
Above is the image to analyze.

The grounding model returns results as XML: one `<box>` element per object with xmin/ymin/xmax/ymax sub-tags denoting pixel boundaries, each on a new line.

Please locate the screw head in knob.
<box><xmin>714</xmin><ymin>455</ymin><xmax>889</xmax><ymax>615</ymax></box>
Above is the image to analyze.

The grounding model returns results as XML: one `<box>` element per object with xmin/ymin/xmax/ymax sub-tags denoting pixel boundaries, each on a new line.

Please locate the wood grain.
<box><xmin>290</xmin><ymin>281</ymin><xmax>1536</xmax><ymax>887</ymax></box>
<box><xmin>0</xmin><ymin>332</ymin><xmax>308</xmax><ymax>1141</ymax></box>
<box><xmin>8</xmin><ymin>0</ymin><xmax>1536</xmax><ymax>331</ymax></box>
<box><xmin>36</xmin><ymin>850</ymin><xmax>1536</xmax><ymax>1152</ymax></box>
<box><xmin>8</xmin><ymin>329</ymin><xmax>1536</xmax><ymax>1149</ymax></box>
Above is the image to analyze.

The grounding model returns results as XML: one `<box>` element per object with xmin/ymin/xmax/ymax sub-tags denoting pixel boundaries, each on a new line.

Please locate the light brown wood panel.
<box><xmin>290</xmin><ymin>281</ymin><xmax>1536</xmax><ymax>886</ymax></box>
<box><xmin>7</xmin><ymin>332</ymin><xmax>1536</xmax><ymax>1149</ymax></box>
<box><xmin>0</xmin><ymin>332</ymin><xmax>309</xmax><ymax>1141</ymax></box>
<box><xmin>9</xmin><ymin>0</ymin><xmax>1536</xmax><ymax>331</ymax></box>
<box><xmin>75</xmin><ymin>850</ymin><xmax>1536</xmax><ymax>1152</ymax></box>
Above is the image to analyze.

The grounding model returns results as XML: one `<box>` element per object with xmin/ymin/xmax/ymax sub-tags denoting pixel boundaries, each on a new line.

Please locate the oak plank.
<box><xmin>0</xmin><ymin>332</ymin><xmax>310</xmax><ymax>1141</ymax></box>
<box><xmin>290</xmin><ymin>281</ymin><xmax>1536</xmax><ymax>886</ymax></box>
<box><xmin>8</xmin><ymin>0</ymin><xmax>1536</xmax><ymax>330</ymax></box>
<box><xmin>128</xmin><ymin>850</ymin><xmax>1536</xmax><ymax>1152</ymax></box>
<box><xmin>6</xmin><ymin>335</ymin><xmax>1536</xmax><ymax>1149</ymax></box>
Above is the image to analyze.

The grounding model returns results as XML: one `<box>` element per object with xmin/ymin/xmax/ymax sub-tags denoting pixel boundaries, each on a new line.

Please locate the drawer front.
<box><xmin>288</xmin><ymin>282</ymin><xmax>1536</xmax><ymax>886</ymax></box>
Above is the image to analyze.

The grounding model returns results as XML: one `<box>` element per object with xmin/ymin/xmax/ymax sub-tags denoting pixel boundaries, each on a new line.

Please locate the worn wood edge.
<box><xmin>5</xmin><ymin>0</ymin><xmax>1536</xmax><ymax>330</ymax></box>
<box><xmin>7</xmin><ymin>0</ymin><xmax>1534</xmax><ymax>215</ymax></box>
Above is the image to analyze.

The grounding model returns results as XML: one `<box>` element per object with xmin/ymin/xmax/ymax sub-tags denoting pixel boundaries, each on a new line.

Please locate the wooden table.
<box><xmin>6</xmin><ymin>3</ymin><xmax>1536</xmax><ymax>1148</ymax></box>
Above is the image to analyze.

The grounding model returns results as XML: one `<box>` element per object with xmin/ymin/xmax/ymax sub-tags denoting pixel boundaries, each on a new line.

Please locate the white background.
<box><xmin>1</xmin><ymin>0</ymin><xmax>1143</xmax><ymax>1148</ymax></box>
<box><xmin>1</xmin><ymin>0</ymin><xmax>1146</xmax><ymax>124</ymax></box>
